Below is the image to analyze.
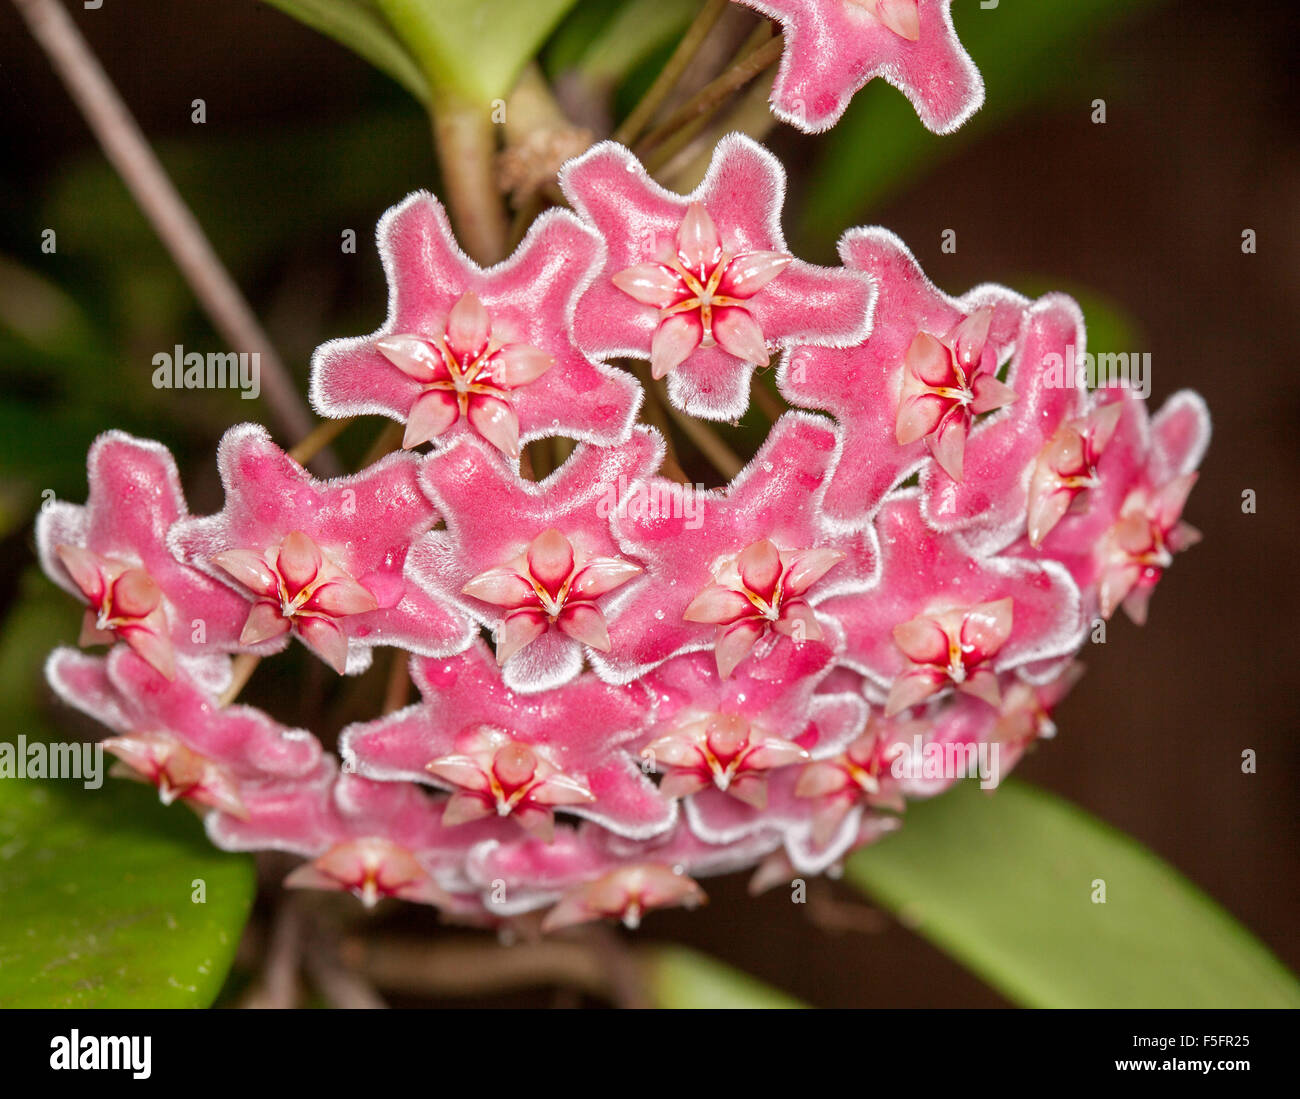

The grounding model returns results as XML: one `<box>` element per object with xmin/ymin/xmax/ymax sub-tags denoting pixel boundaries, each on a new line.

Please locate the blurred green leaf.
<box><xmin>644</xmin><ymin>945</ymin><xmax>804</xmax><ymax>1008</ymax></box>
<box><xmin>0</xmin><ymin>572</ymin><xmax>81</xmax><ymax>723</ymax></box>
<box><xmin>375</xmin><ymin>0</ymin><xmax>580</xmax><ymax>104</ymax></box>
<box><xmin>0</xmin><ymin>779</ymin><xmax>255</xmax><ymax>1007</ymax></box>
<box><xmin>549</xmin><ymin>0</ymin><xmax>695</xmax><ymax>86</ymax></box>
<box><xmin>0</xmin><ymin>575</ymin><xmax>254</xmax><ymax>1008</ymax></box>
<box><xmin>847</xmin><ymin>780</ymin><xmax>1300</xmax><ymax>1008</ymax></box>
<box><xmin>801</xmin><ymin>0</ymin><xmax>1168</xmax><ymax>246</ymax></box>
<box><xmin>260</xmin><ymin>0</ymin><xmax>429</xmax><ymax>103</ymax></box>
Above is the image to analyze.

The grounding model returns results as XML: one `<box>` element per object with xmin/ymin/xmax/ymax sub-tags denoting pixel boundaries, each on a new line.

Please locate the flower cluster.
<box><xmin>39</xmin><ymin>134</ymin><xmax>1208</xmax><ymax>933</ymax></box>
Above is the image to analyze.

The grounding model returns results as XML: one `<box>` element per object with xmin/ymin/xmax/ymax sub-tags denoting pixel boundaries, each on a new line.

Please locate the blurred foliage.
<box><xmin>645</xmin><ymin>944</ymin><xmax>804</xmax><ymax>1008</ymax></box>
<box><xmin>372</xmin><ymin>0</ymin><xmax>580</xmax><ymax>103</ymax></box>
<box><xmin>847</xmin><ymin>780</ymin><xmax>1300</xmax><ymax>1008</ymax></box>
<box><xmin>800</xmin><ymin>0</ymin><xmax>1168</xmax><ymax>248</ymax></box>
<box><xmin>0</xmin><ymin>571</ymin><xmax>253</xmax><ymax>1008</ymax></box>
<box><xmin>543</xmin><ymin>0</ymin><xmax>695</xmax><ymax>88</ymax></box>
<box><xmin>260</xmin><ymin>1</ymin><xmax>430</xmax><ymax>103</ymax></box>
<box><xmin>0</xmin><ymin>779</ymin><xmax>255</xmax><ymax>1007</ymax></box>
<box><xmin>5</xmin><ymin>0</ymin><xmax>1283</xmax><ymax>1010</ymax></box>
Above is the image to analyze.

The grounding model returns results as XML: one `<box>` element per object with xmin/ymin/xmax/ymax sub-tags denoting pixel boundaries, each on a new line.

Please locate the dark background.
<box><xmin>0</xmin><ymin>0</ymin><xmax>1295</xmax><ymax>1006</ymax></box>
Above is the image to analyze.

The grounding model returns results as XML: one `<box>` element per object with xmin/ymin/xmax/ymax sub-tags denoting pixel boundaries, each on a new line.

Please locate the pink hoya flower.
<box><xmin>36</xmin><ymin>431</ymin><xmax>259</xmax><ymax>691</ymax></box>
<box><xmin>407</xmin><ymin>427</ymin><xmax>661</xmax><ymax>693</ymax></box>
<box><xmin>47</xmin><ymin>646</ymin><xmax>323</xmax><ymax>818</ymax></box>
<box><xmin>592</xmin><ymin>413</ymin><xmax>874</xmax><ymax>683</ymax></box>
<box><xmin>819</xmin><ymin>492</ymin><xmax>1084</xmax><ymax>711</ymax></box>
<box><xmin>171</xmin><ymin>423</ymin><xmax>473</xmax><ymax>675</ymax></box>
<box><xmin>464</xmin><ymin>824</ymin><xmax>713</xmax><ymax>928</ymax></box>
<box><xmin>310</xmin><ymin>193</ymin><xmax>641</xmax><ymax>460</ymax></box>
<box><xmin>209</xmin><ymin>762</ymin><xmax>511</xmax><ymax>912</ymax></box>
<box><xmin>788</xmin><ymin>699</ymin><xmax>994</xmax><ymax>862</ymax></box>
<box><xmin>559</xmin><ymin>134</ymin><xmax>875</xmax><ymax>420</ymax></box>
<box><xmin>780</xmin><ymin>228</ymin><xmax>1028</xmax><ymax>532</ymax></box>
<box><xmin>340</xmin><ymin>640</ymin><xmax>675</xmax><ymax>841</ymax></box>
<box><xmin>733</xmin><ymin>0</ymin><xmax>984</xmax><ymax>134</ymax></box>
<box><xmin>989</xmin><ymin>661</ymin><xmax>1085</xmax><ymax>780</ymax></box>
<box><xmin>35</xmin><ymin>135</ymin><xmax>1211</xmax><ymax>936</ymax></box>
<box><xmin>643</xmin><ymin>646</ymin><xmax>866</xmax><ymax>810</ymax></box>
<box><xmin>1026</xmin><ymin>402</ymin><xmax>1124</xmax><ymax>549</ymax></box>
<box><xmin>467</xmin><ymin>819</ymin><xmax>787</xmax><ymax>928</ymax></box>
<box><xmin>919</xmin><ymin>294</ymin><xmax>1094</xmax><ymax>553</ymax></box>
<box><xmin>1012</xmin><ymin>387</ymin><xmax>1210</xmax><ymax>625</ymax></box>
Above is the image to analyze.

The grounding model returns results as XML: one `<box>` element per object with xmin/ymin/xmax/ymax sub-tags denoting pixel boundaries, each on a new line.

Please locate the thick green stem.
<box><xmin>431</xmin><ymin>96</ymin><xmax>509</xmax><ymax>265</ymax></box>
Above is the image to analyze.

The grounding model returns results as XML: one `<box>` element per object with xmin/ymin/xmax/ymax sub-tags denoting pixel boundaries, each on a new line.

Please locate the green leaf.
<box><xmin>375</xmin><ymin>0</ymin><xmax>580</xmax><ymax>104</ymax></box>
<box><xmin>643</xmin><ymin>945</ymin><xmax>804</xmax><ymax>1008</ymax></box>
<box><xmin>550</xmin><ymin>0</ymin><xmax>696</xmax><ymax>86</ymax></box>
<box><xmin>846</xmin><ymin>780</ymin><xmax>1300</xmax><ymax>1008</ymax></box>
<box><xmin>0</xmin><ymin>573</ymin><xmax>255</xmax><ymax>1007</ymax></box>
<box><xmin>260</xmin><ymin>0</ymin><xmax>430</xmax><ymax>103</ymax></box>
<box><xmin>800</xmin><ymin>0</ymin><xmax>1169</xmax><ymax>248</ymax></box>
<box><xmin>0</xmin><ymin>779</ymin><xmax>256</xmax><ymax>1008</ymax></box>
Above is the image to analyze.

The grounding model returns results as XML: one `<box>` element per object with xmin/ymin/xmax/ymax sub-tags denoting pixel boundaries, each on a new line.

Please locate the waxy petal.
<box><xmin>462</xmin><ymin>566</ymin><xmax>535</xmax><ymax>608</ymax></box>
<box><xmin>712</xmin><ymin>306</ymin><xmax>770</xmax><ymax>366</ymax></box>
<box><xmin>676</xmin><ymin>202</ymin><xmax>722</xmax><ymax>273</ymax></box>
<box><xmin>738</xmin><ymin>539</ymin><xmax>783</xmax><ymax>602</ymax></box>
<box><xmin>651</xmin><ymin>313</ymin><xmax>703</xmax><ymax>379</ymax></box>
<box><xmin>719</xmin><ymin>251</ymin><xmax>793</xmax><ymax>298</ymax></box>
<box><xmin>526</xmin><ymin>528</ymin><xmax>576</xmax><ymax>597</ymax></box>
<box><xmin>467</xmin><ymin>394</ymin><xmax>521</xmax><ymax>458</ymax></box>
<box><xmin>277</xmin><ymin>531</ymin><xmax>324</xmax><ymax>594</ymax></box>
<box><xmin>612</xmin><ymin>263</ymin><xmax>683</xmax><ymax>309</ymax></box>
<box><xmin>377</xmin><ymin>335</ymin><xmax>445</xmax><ymax>383</ymax></box>
<box><xmin>446</xmin><ymin>291</ymin><xmax>491</xmax><ymax>361</ymax></box>
<box><xmin>212</xmin><ymin>549</ymin><xmax>279</xmax><ymax>597</ymax></box>
<box><xmin>557</xmin><ymin>602</ymin><xmax>612</xmax><ymax>652</ymax></box>
<box><xmin>496</xmin><ymin>609</ymin><xmax>548</xmax><ymax>665</ymax></box>
<box><xmin>489</xmin><ymin>343</ymin><xmax>554</xmax><ymax>389</ymax></box>
<box><xmin>404</xmin><ymin>389</ymin><xmax>460</xmax><ymax>449</ymax></box>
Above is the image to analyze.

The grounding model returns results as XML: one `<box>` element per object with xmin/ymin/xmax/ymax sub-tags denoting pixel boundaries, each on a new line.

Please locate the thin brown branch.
<box><xmin>304</xmin><ymin>939</ymin><xmax>388</xmax><ymax>1009</ymax></box>
<box><xmin>340</xmin><ymin>935</ymin><xmax>612</xmax><ymax>1000</ymax></box>
<box><xmin>381</xmin><ymin>649</ymin><xmax>410</xmax><ymax>714</ymax></box>
<box><xmin>637</xmin><ymin>33</ymin><xmax>784</xmax><ymax>157</ymax></box>
<box><xmin>218</xmin><ymin>652</ymin><xmax>262</xmax><ymax>708</ymax></box>
<box><xmin>289</xmin><ymin>416</ymin><xmax>355</xmax><ymax>466</ymax></box>
<box><xmin>659</xmin><ymin>381</ymin><xmax>745</xmax><ymax>480</ymax></box>
<box><xmin>612</xmin><ymin>0</ymin><xmax>730</xmax><ymax>147</ymax></box>
<box><xmin>749</xmin><ymin>372</ymin><xmax>788</xmax><ymax>423</ymax></box>
<box><xmin>240</xmin><ymin>898</ymin><xmax>304</xmax><ymax>1009</ymax></box>
<box><xmin>12</xmin><ymin>0</ymin><xmax>319</xmax><ymax>450</ymax></box>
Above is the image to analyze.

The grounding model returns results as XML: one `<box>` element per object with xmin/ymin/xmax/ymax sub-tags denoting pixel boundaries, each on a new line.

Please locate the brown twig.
<box><xmin>381</xmin><ymin>649</ymin><xmax>410</xmax><ymax>714</ymax></box>
<box><xmin>241</xmin><ymin>897</ymin><xmax>305</xmax><ymax>1008</ymax></box>
<box><xmin>304</xmin><ymin>934</ymin><xmax>388</xmax><ymax>1009</ymax></box>
<box><xmin>659</xmin><ymin>381</ymin><xmax>745</xmax><ymax>480</ymax></box>
<box><xmin>749</xmin><ymin>372</ymin><xmax>788</xmax><ymax>423</ymax></box>
<box><xmin>656</xmin><ymin>65</ymin><xmax>778</xmax><ymax>188</ymax></box>
<box><xmin>341</xmin><ymin>935</ymin><xmax>612</xmax><ymax>1000</ymax></box>
<box><xmin>218</xmin><ymin>652</ymin><xmax>262</xmax><ymax>708</ymax></box>
<box><xmin>612</xmin><ymin>0</ymin><xmax>731</xmax><ymax>147</ymax></box>
<box><xmin>12</xmin><ymin>0</ymin><xmax>319</xmax><ymax>452</ymax></box>
<box><xmin>289</xmin><ymin>416</ymin><xmax>355</xmax><ymax>466</ymax></box>
<box><xmin>637</xmin><ymin>33</ymin><xmax>784</xmax><ymax>157</ymax></box>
